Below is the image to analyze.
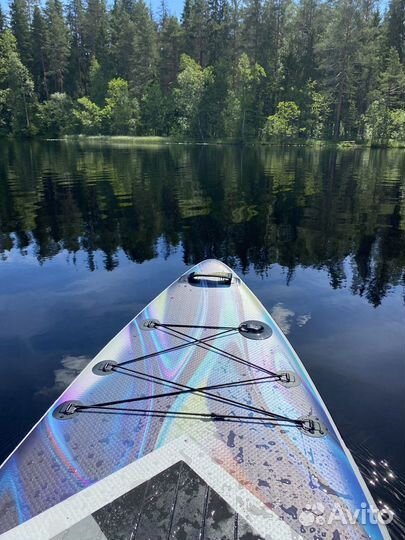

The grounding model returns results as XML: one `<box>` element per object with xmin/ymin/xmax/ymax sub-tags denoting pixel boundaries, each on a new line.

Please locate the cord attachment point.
<box><xmin>92</xmin><ymin>360</ymin><xmax>117</xmax><ymax>376</ymax></box>
<box><xmin>238</xmin><ymin>320</ymin><xmax>273</xmax><ymax>340</ymax></box>
<box><xmin>276</xmin><ymin>371</ymin><xmax>300</xmax><ymax>388</ymax></box>
<box><xmin>141</xmin><ymin>319</ymin><xmax>160</xmax><ymax>331</ymax></box>
<box><xmin>299</xmin><ymin>415</ymin><xmax>327</xmax><ymax>438</ymax></box>
<box><xmin>53</xmin><ymin>400</ymin><xmax>83</xmax><ymax>420</ymax></box>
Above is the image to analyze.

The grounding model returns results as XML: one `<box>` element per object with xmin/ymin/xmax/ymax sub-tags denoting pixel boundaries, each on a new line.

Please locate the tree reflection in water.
<box><xmin>1</xmin><ymin>140</ymin><xmax>404</xmax><ymax>307</ymax></box>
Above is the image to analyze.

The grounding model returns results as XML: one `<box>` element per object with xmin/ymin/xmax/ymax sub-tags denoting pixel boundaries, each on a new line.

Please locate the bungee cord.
<box><xmin>54</xmin><ymin>320</ymin><xmax>326</xmax><ymax>436</ymax></box>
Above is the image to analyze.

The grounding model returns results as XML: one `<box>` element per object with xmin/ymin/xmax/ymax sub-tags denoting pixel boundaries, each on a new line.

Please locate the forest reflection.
<box><xmin>0</xmin><ymin>140</ymin><xmax>404</xmax><ymax>307</ymax></box>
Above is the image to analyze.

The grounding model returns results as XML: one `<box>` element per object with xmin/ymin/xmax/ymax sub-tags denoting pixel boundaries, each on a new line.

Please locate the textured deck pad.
<box><xmin>88</xmin><ymin>461</ymin><xmax>261</xmax><ymax>540</ymax></box>
<box><xmin>0</xmin><ymin>260</ymin><xmax>388</xmax><ymax>539</ymax></box>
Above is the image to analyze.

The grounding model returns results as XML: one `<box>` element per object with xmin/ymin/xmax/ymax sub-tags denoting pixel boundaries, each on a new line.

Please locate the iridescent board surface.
<box><xmin>0</xmin><ymin>260</ymin><xmax>390</xmax><ymax>539</ymax></box>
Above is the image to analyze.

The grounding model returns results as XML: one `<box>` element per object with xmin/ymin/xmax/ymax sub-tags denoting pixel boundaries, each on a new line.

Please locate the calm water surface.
<box><xmin>0</xmin><ymin>140</ymin><xmax>404</xmax><ymax>537</ymax></box>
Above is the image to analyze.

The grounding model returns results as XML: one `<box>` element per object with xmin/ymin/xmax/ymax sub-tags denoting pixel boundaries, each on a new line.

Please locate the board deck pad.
<box><xmin>50</xmin><ymin>461</ymin><xmax>263</xmax><ymax>540</ymax></box>
<box><xmin>0</xmin><ymin>260</ymin><xmax>389</xmax><ymax>539</ymax></box>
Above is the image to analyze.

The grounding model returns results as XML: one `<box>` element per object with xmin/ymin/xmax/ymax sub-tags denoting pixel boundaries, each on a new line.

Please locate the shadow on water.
<box><xmin>0</xmin><ymin>140</ymin><xmax>404</xmax><ymax>537</ymax></box>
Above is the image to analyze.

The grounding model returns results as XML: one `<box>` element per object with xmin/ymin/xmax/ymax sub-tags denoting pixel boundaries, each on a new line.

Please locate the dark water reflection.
<box><xmin>0</xmin><ymin>140</ymin><xmax>404</xmax><ymax>537</ymax></box>
<box><xmin>2</xmin><ymin>141</ymin><xmax>405</xmax><ymax>305</ymax></box>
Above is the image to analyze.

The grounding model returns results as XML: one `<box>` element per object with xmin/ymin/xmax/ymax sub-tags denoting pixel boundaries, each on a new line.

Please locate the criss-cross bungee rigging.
<box><xmin>54</xmin><ymin>316</ymin><xmax>326</xmax><ymax>437</ymax></box>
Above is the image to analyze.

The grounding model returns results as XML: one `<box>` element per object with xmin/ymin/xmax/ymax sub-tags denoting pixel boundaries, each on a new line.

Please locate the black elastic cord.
<box><xmin>78</xmin><ymin>368</ymin><xmax>290</xmax><ymax>421</ymax></box>
<box><xmin>156</xmin><ymin>323</ymin><xmax>279</xmax><ymax>378</ymax></box>
<box><xmin>119</xmin><ymin>327</ymin><xmax>235</xmax><ymax>368</ymax></box>
<box><xmin>74</xmin><ymin>320</ymin><xmax>304</xmax><ymax>429</ymax></box>
<box><xmin>78</xmin><ymin>365</ymin><xmax>301</xmax><ymax>425</ymax></box>
<box><xmin>156</xmin><ymin>323</ymin><xmax>238</xmax><ymax>330</ymax></box>
<box><xmin>76</xmin><ymin>408</ymin><xmax>298</xmax><ymax>426</ymax></box>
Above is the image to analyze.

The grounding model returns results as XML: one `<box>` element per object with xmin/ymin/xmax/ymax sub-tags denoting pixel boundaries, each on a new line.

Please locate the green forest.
<box><xmin>1</xmin><ymin>0</ymin><xmax>405</xmax><ymax>143</ymax></box>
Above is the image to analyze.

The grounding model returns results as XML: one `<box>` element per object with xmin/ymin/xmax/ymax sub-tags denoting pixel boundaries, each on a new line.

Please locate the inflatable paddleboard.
<box><xmin>0</xmin><ymin>260</ymin><xmax>390</xmax><ymax>539</ymax></box>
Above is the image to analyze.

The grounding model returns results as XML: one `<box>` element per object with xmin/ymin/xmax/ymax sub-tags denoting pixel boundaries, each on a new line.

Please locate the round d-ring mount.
<box><xmin>238</xmin><ymin>320</ymin><xmax>272</xmax><ymax>340</ymax></box>
<box><xmin>276</xmin><ymin>371</ymin><xmax>301</xmax><ymax>388</ymax></box>
<box><xmin>92</xmin><ymin>360</ymin><xmax>117</xmax><ymax>376</ymax></box>
<box><xmin>141</xmin><ymin>319</ymin><xmax>160</xmax><ymax>331</ymax></box>
<box><xmin>52</xmin><ymin>400</ymin><xmax>83</xmax><ymax>420</ymax></box>
<box><xmin>299</xmin><ymin>415</ymin><xmax>327</xmax><ymax>438</ymax></box>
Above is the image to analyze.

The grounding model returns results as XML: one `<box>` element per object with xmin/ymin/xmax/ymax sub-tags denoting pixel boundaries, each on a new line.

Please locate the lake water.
<box><xmin>0</xmin><ymin>140</ymin><xmax>404</xmax><ymax>537</ymax></box>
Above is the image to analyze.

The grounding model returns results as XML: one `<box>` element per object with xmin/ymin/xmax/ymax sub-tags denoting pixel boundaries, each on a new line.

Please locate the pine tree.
<box><xmin>261</xmin><ymin>0</ymin><xmax>293</xmax><ymax>109</ymax></box>
<box><xmin>9</xmin><ymin>0</ymin><xmax>32</xmax><ymax>69</ymax></box>
<box><xmin>0</xmin><ymin>6</ymin><xmax>6</xmax><ymax>34</ymax></box>
<box><xmin>380</xmin><ymin>48</ymin><xmax>405</xmax><ymax>108</ymax></box>
<box><xmin>130</xmin><ymin>1</ymin><xmax>158</xmax><ymax>99</ymax></box>
<box><xmin>290</xmin><ymin>0</ymin><xmax>326</xmax><ymax>88</ymax></box>
<box><xmin>109</xmin><ymin>0</ymin><xmax>136</xmax><ymax>81</ymax></box>
<box><xmin>386</xmin><ymin>0</ymin><xmax>405</xmax><ymax>63</ymax></box>
<box><xmin>182</xmin><ymin>0</ymin><xmax>210</xmax><ymax>66</ymax></box>
<box><xmin>242</xmin><ymin>0</ymin><xmax>263</xmax><ymax>65</ymax></box>
<box><xmin>207</xmin><ymin>0</ymin><xmax>230</xmax><ymax>65</ymax></box>
<box><xmin>84</xmin><ymin>0</ymin><xmax>108</xmax><ymax>66</ymax></box>
<box><xmin>228</xmin><ymin>0</ymin><xmax>242</xmax><ymax>68</ymax></box>
<box><xmin>66</xmin><ymin>0</ymin><xmax>87</xmax><ymax>97</ymax></box>
<box><xmin>158</xmin><ymin>15</ymin><xmax>183</xmax><ymax>93</ymax></box>
<box><xmin>317</xmin><ymin>0</ymin><xmax>362</xmax><ymax>138</ymax></box>
<box><xmin>31</xmin><ymin>6</ymin><xmax>48</xmax><ymax>99</ymax></box>
<box><xmin>45</xmin><ymin>0</ymin><xmax>70</xmax><ymax>93</ymax></box>
<box><xmin>356</xmin><ymin>0</ymin><xmax>383</xmax><ymax>115</ymax></box>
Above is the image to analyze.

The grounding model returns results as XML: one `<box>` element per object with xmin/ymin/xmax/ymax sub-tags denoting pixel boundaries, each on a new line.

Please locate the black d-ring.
<box><xmin>238</xmin><ymin>320</ymin><xmax>273</xmax><ymax>340</ymax></box>
<box><xmin>52</xmin><ymin>400</ymin><xmax>83</xmax><ymax>420</ymax></box>
<box><xmin>92</xmin><ymin>360</ymin><xmax>117</xmax><ymax>376</ymax></box>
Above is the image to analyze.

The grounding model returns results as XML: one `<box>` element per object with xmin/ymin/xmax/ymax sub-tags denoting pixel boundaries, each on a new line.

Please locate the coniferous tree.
<box><xmin>130</xmin><ymin>1</ymin><xmax>158</xmax><ymax>99</ymax></box>
<box><xmin>0</xmin><ymin>0</ymin><xmax>405</xmax><ymax>140</ymax></box>
<box><xmin>9</xmin><ymin>0</ymin><xmax>32</xmax><ymax>69</ymax></box>
<box><xmin>0</xmin><ymin>6</ymin><xmax>6</xmax><ymax>33</ymax></box>
<box><xmin>45</xmin><ymin>0</ymin><xmax>70</xmax><ymax>93</ymax></box>
<box><xmin>182</xmin><ymin>0</ymin><xmax>209</xmax><ymax>66</ymax></box>
<box><xmin>386</xmin><ymin>0</ymin><xmax>405</xmax><ymax>64</ymax></box>
<box><xmin>66</xmin><ymin>0</ymin><xmax>86</xmax><ymax>96</ymax></box>
<box><xmin>242</xmin><ymin>0</ymin><xmax>263</xmax><ymax>65</ymax></box>
<box><xmin>290</xmin><ymin>0</ymin><xmax>325</xmax><ymax>90</ymax></box>
<box><xmin>84</xmin><ymin>0</ymin><xmax>108</xmax><ymax>67</ymax></box>
<box><xmin>31</xmin><ymin>6</ymin><xmax>48</xmax><ymax>99</ymax></box>
<box><xmin>261</xmin><ymin>0</ymin><xmax>293</xmax><ymax>110</ymax></box>
<box><xmin>109</xmin><ymin>0</ymin><xmax>136</xmax><ymax>81</ymax></box>
<box><xmin>207</xmin><ymin>0</ymin><xmax>229</xmax><ymax>65</ymax></box>
<box><xmin>159</xmin><ymin>15</ymin><xmax>182</xmax><ymax>93</ymax></box>
<box><xmin>379</xmin><ymin>48</ymin><xmax>405</xmax><ymax>108</ymax></box>
<box><xmin>356</xmin><ymin>0</ymin><xmax>382</xmax><ymax>115</ymax></box>
<box><xmin>228</xmin><ymin>0</ymin><xmax>242</xmax><ymax>69</ymax></box>
<box><xmin>317</xmin><ymin>0</ymin><xmax>362</xmax><ymax>138</ymax></box>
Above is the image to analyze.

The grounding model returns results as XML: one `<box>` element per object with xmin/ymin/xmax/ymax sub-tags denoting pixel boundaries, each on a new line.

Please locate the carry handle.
<box><xmin>188</xmin><ymin>271</ymin><xmax>232</xmax><ymax>286</ymax></box>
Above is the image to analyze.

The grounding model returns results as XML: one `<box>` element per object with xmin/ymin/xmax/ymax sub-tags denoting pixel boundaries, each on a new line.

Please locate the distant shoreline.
<box><xmin>46</xmin><ymin>135</ymin><xmax>405</xmax><ymax>149</ymax></box>
<box><xmin>2</xmin><ymin>134</ymin><xmax>405</xmax><ymax>149</ymax></box>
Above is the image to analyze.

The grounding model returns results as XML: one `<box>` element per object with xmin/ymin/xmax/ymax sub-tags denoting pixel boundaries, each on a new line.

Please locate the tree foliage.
<box><xmin>0</xmin><ymin>0</ymin><xmax>404</xmax><ymax>144</ymax></box>
<box><xmin>103</xmin><ymin>78</ymin><xmax>139</xmax><ymax>134</ymax></box>
<box><xmin>172</xmin><ymin>54</ymin><xmax>213</xmax><ymax>138</ymax></box>
<box><xmin>0</xmin><ymin>31</ymin><xmax>35</xmax><ymax>135</ymax></box>
<box><xmin>37</xmin><ymin>92</ymin><xmax>74</xmax><ymax>136</ymax></box>
<box><xmin>264</xmin><ymin>101</ymin><xmax>301</xmax><ymax>140</ymax></box>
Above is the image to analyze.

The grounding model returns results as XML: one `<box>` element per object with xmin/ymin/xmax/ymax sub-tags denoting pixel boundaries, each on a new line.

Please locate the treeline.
<box><xmin>1</xmin><ymin>0</ymin><xmax>405</xmax><ymax>142</ymax></box>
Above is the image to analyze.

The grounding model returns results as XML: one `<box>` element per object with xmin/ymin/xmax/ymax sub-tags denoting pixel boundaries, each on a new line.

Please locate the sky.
<box><xmin>0</xmin><ymin>0</ymin><xmax>184</xmax><ymax>19</ymax></box>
